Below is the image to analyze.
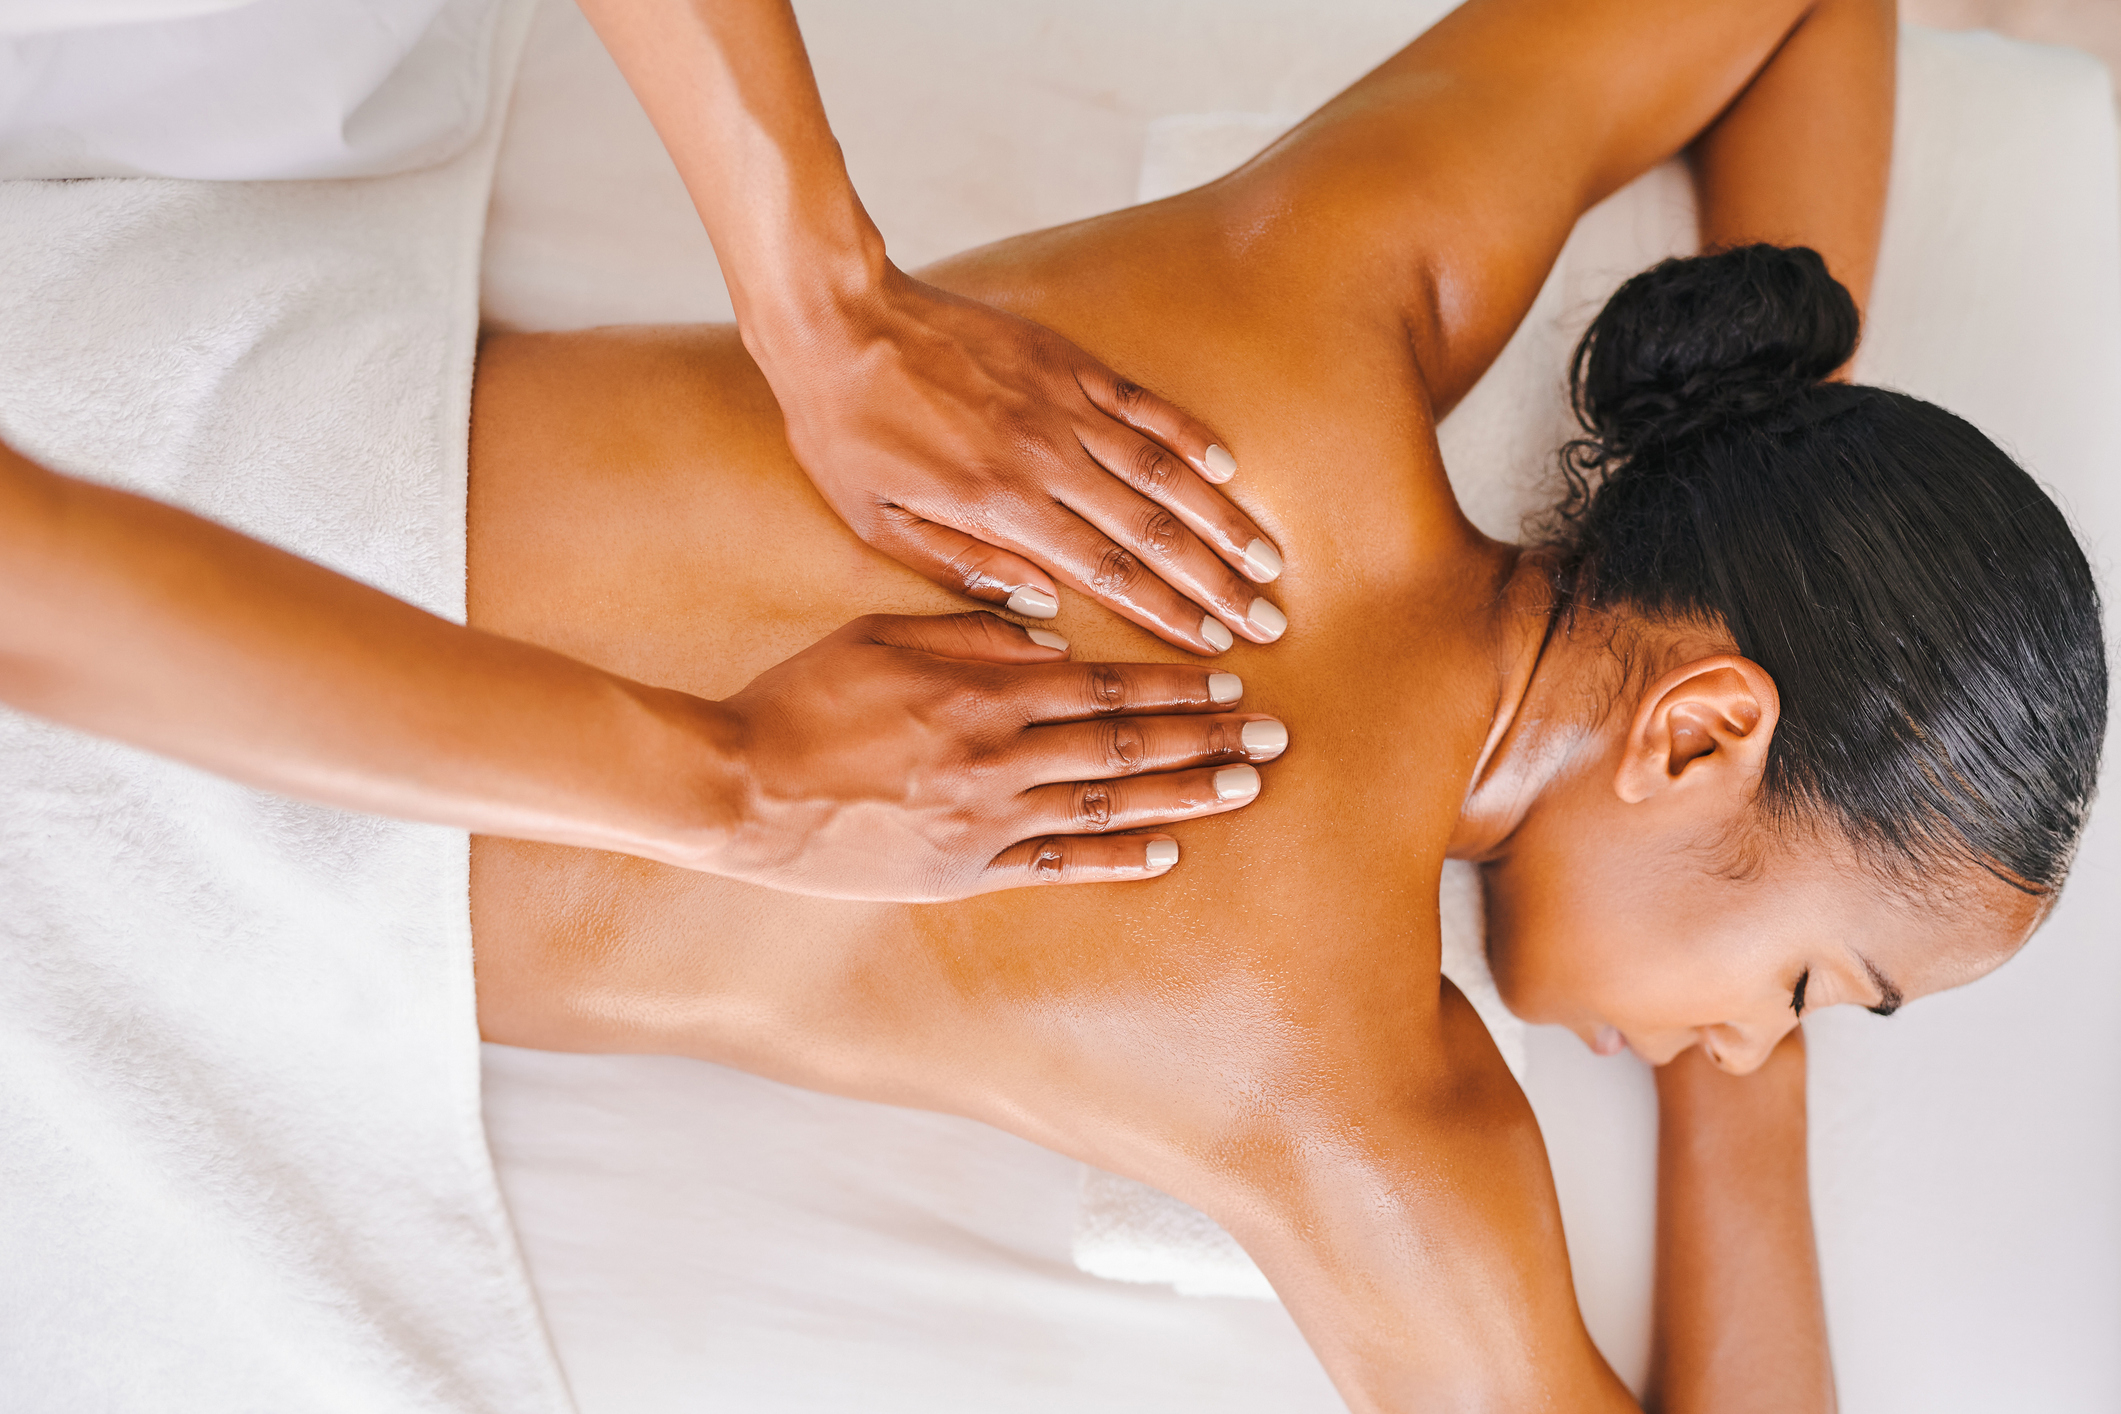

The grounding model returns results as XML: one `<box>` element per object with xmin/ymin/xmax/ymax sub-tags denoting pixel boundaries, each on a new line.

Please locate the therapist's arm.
<box><xmin>0</xmin><ymin>439</ymin><xmax>1280</xmax><ymax>900</ymax></box>
<box><xmin>575</xmin><ymin>0</ymin><xmax>1287</xmax><ymax>657</ymax></box>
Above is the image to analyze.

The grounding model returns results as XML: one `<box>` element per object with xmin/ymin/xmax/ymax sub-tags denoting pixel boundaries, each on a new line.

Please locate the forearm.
<box><xmin>1647</xmin><ymin>1032</ymin><xmax>1835</xmax><ymax>1414</ymax></box>
<box><xmin>1689</xmin><ymin>0</ymin><xmax>1896</xmax><ymax>311</ymax></box>
<box><xmin>574</xmin><ymin>0</ymin><xmax>885</xmax><ymax>354</ymax></box>
<box><xmin>0</xmin><ymin>443</ymin><xmax>739</xmax><ymax>864</ymax></box>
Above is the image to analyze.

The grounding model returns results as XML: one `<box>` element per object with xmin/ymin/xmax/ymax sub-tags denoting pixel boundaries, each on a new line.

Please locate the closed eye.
<box><xmin>1790</xmin><ymin>967</ymin><xmax>1811</xmax><ymax>1017</ymax></box>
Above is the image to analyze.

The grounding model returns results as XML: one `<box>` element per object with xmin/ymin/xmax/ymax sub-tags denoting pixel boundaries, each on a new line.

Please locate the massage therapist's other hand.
<box><xmin>0</xmin><ymin>442</ymin><xmax>1278</xmax><ymax>902</ymax></box>
<box><xmin>691</xmin><ymin>611</ymin><xmax>1289</xmax><ymax>900</ymax></box>
<box><xmin>573</xmin><ymin>0</ymin><xmax>1285</xmax><ymax>655</ymax></box>
<box><xmin>759</xmin><ymin>267</ymin><xmax>1289</xmax><ymax>657</ymax></box>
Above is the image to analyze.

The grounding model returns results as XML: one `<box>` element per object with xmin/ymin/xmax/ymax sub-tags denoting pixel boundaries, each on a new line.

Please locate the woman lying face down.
<box><xmin>468</xmin><ymin>0</ymin><xmax>2104</xmax><ymax>1407</ymax></box>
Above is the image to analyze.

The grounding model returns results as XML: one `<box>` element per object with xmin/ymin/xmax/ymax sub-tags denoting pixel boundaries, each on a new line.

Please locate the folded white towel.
<box><xmin>0</xmin><ymin>4</ymin><xmax>569</xmax><ymax>1410</ymax></box>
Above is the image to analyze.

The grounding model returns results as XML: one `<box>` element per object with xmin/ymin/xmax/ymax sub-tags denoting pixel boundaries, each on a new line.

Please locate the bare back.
<box><xmin>468</xmin><ymin>0</ymin><xmax>1889</xmax><ymax>1404</ymax></box>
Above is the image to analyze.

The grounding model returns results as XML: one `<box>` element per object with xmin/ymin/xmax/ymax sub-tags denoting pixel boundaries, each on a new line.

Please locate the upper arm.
<box><xmin>1197</xmin><ymin>0</ymin><xmax>1877</xmax><ymax>413</ymax></box>
<box><xmin>1239</xmin><ymin>979</ymin><xmax>1641</xmax><ymax>1413</ymax></box>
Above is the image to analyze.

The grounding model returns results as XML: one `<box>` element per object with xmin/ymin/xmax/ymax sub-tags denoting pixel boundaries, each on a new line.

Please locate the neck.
<box><xmin>1447</xmin><ymin>554</ymin><xmax>1616</xmax><ymax>862</ymax></box>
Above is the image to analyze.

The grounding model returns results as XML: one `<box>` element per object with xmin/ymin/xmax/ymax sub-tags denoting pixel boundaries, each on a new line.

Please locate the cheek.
<box><xmin>1483</xmin><ymin>855</ymin><xmax>1645</xmax><ymax>1023</ymax></box>
<box><xmin>1484</xmin><ymin>844</ymin><xmax>1736</xmax><ymax>1029</ymax></box>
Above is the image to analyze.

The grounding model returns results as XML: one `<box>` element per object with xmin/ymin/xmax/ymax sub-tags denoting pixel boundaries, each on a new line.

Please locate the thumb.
<box><xmin>848</xmin><ymin>610</ymin><xmax>1072</xmax><ymax>665</ymax></box>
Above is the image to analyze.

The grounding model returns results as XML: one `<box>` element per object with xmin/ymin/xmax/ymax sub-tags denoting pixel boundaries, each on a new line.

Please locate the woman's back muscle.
<box><xmin>465</xmin><ymin>302</ymin><xmax>1503</xmax><ymax>1176</ymax></box>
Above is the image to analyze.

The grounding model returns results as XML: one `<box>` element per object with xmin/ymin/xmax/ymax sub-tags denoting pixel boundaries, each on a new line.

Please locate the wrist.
<box><xmin>727</xmin><ymin>203</ymin><xmax>896</xmax><ymax>377</ymax></box>
<box><xmin>609</xmin><ymin>682</ymin><xmax>756</xmax><ymax>875</ymax></box>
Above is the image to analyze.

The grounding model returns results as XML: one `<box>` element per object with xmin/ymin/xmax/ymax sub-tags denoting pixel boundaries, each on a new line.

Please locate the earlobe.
<box><xmin>1613</xmin><ymin>655</ymin><xmax>1779</xmax><ymax>804</ymax></box>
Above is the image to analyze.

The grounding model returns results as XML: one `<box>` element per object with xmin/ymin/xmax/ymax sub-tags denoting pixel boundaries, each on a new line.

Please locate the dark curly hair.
<box><xmin>1549</xmin><ymin>243</ymin><xmax>2106</xmax><ymax>893</ymax></box>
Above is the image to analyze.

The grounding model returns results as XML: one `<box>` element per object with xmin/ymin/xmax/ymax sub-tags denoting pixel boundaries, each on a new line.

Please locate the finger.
<box><xmin>1076</xmin><ymin>362</ymin><xmax>1239</xmax><ymax>485</ymax></box>
<box><xmin>845</xmin><ymin>611</ymin><xmax>1072</xmax><ymax>664</ymax></box>
<box><xmin>865</xmin><ymin>506</ymin><xmax>1063</xmax><ymax>620</ymax></box>
<box><xmin>1073</xmin><ymin>420</ymin><xmax>1283</xmax><ymax>586</ymax></box>
<box><xmin>1012</xmin><ymin>712</ymin><xmax>1288</xmax><ymax>787</ymax></box>
<box><xmin>975</xmin><ymin>832</ymin><xmax>1183</xmax><ymax>891</ymax></box>
<box><xmin>1010</xmin><ymin>503</ymin><xmax>1257</xmax><ymax>655</ymax></box>
<box><xmin>1016</xmin><ymin>760</ymin><xmax>1265</xmax><ymax>838</ymax></box>
<box><xmin>1045</xmin><ymin>465</ymin><xmax>1286</xmax><ymax>647</ymax></box>
<box><xmin>996</xmin><ymin>660</ymin><xmax>1247</xmax><ymax>723</ymax></box>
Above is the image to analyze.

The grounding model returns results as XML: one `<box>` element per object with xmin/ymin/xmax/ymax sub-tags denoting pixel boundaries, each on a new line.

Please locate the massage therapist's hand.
<box><xmin>575</xmin><ymin>0</ymin><xmax>1287</xmax><ymax>656</ymax></box>
<box><xmin>759</xmin><ymin>267</ymin><xmax>1289</xmax><ymax>657</ymax></box>
<box><xmin>0</xmin><ymin>443</ymin><xmax>1280</xmax><ymax>901</ymax></box>
<box><xmin>694</xmin><ymin>611</ymin><xmax>1289</xmax><ymax>900</ymax></box>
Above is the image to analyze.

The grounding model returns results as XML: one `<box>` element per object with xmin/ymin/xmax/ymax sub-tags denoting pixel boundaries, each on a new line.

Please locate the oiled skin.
<box><xmin>470</xmin><ymin>0</ymin><xmax>1886</xmax><ymax>1404</ymax></box>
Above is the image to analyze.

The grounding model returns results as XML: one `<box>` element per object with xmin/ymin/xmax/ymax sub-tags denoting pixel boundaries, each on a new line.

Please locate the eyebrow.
<box><xmin>1857</xmin><ymin>954</ymin><xmax>1904</xmax><ymax>1017</ymax></box>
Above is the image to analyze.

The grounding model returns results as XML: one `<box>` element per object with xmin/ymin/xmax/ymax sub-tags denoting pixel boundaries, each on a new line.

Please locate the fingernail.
<box><xmin>1026</xmin><ymin>628</ymin><xmax>1069</xmax><ymax>651</ymax></box>
<box><xmin>1239</xmin><ymin>537</ymin><xmax>1283</xmax><ymax>584</ymax></box>
<box><xmin>1213</xmin><ymin>764</ymin><xmax>1261</xmax><ymax>802</ymax></box>
<box><xmin>1145</xmin><ymin>838</ymin><xmax>1180</xmax><ymax>870</ymax></box>
<box><xmin>1247</xmin><ymin>598</ymin><xmax>1287</xmax><ymax>641</ymax></box>
<box><xmin>1240</xmin><ymin>719</ymin><xmax>1288</xmax><ymax>760</ymax></box>
<box><xmin>1007</xmin><ymin>586</ymin><xmax>1059</xmax><ymax>619</ymax></box>
<box><xmin>1201</xmin><ymin>615</ymin><xmax>1235</xmax><ymax>652</ymax></box>
<box><xmin>1207</xmin><ymin>671</ymin><xmax>1243</xmax><ymax>704</ymax></box>
<box><xmin>1203</xmin><ymin>444</ymin><xmax>1238</xmax><ymax>480</ymax></box>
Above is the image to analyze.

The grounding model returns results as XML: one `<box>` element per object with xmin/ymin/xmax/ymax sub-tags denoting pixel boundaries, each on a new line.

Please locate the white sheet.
<box><xmin>480</xmin><ymin>5</ymin><xmax>2121</xmax><ymax>1410</ymax></box>
<box><xmin>0</xmin><ymin>0</ymin><xmax>509</xmax><ymax>179</ymax></box>
<box><xmin>0</xmin><ymin>3</ymin><xmax>570</xmax><ymax>1411</ymax></box>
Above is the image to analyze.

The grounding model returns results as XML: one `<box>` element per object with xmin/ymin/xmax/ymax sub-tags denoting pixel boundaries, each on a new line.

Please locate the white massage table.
<box><xmin>477</xmin><ymin>4</ymin><xmax>2121</xmax><ymax>1412</ymax></box>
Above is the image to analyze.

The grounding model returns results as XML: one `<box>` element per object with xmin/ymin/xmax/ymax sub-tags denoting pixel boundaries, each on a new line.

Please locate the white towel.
<box><xmin>0</xmin><ymin>3</ymin><xmax>569</xmax><ymax>1411</ymax></box>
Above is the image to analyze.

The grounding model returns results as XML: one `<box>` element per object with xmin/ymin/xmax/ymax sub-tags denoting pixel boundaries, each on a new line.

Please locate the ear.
<box><xmin>1613</xmin><ymin>655</ymin><xmax>1781</xmax><ymax>805</ymax></box>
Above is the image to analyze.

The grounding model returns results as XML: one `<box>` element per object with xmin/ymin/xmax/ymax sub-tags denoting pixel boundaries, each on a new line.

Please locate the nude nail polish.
<box><xmin>1007</xmin><ymin>586</ymin><xmax>1059</xmax><ymax>618</ymax></box>
<box><xmin>1201</xmin><ymin>616</ymin><xmax>1235</xmax><ymax>652</ymax></box>
<box><xmin>1213</xmin><ymin>764</ymin><xmax>1261</xmax><ymax>802</ymax></box>
<box><xmin>1145</xmin><ymin>839</ymin><xmax>1180</xmax><ymax>870</ymax></box>
<box><xmin>1239</xmin><ymin>537</ymin><xmax>1284</xmax><ymax>584</ymax></box>
<box><xmin>1240</xmin><ymin>720</ymin><xmax>1288</xmax><ymax>759</ymax></box>
<box><xmin>1027</xmin><ymin>628</ymin><xmax>1069</xmax><ymax>651</ymax></box>
<box><xmin>1208</xmin><ymin>672</ymin><xmax>1243</xmax><ymax>704</ymax></box>
<box><xmin>1203</xmin><ymin>444</ymin><xmax>1238</xmax><ymax>480</ymax></box>
<box><xmin>1246</xmin><ymin>598</ymin><xmax>1287</xmax><ymax>641</ymax></box>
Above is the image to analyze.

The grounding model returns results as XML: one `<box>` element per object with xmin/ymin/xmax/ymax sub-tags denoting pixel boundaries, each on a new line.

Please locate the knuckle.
<box><xmin>1089</xmin><ymin>546</ymin><xmax>1141</xmax><ymax>596</ymax></box>
<box><xmin>1029</xmin><ymin>835</ymin><xmax>1071</xmax><ymax>882</ymax></box>
<box><xmin>1100</xmin><ymin>719</ymin><xmax>1149</xmax><ymax>774</ymax></box>
<box><xmin>1134</xmin><ymin>508</ymin><xmax>1182</xmax><ymax>560</ymax></box>
<box><xmin>1111</xmin><ymin>377</ymin><xmax>1146</xmax><ymax>411</ymax></box>
<box><xmin>1069</xmin><ymin>782</ymin><xmax>1117</xmax><ymax>829</ymax></box>
<box><xmin>1203</xmin><ymin>718</ymin><xmax>1246</xmax><ymax>760</ymax></box>
<box><xmin>1125</xmin><ymin>441</ymin><xmax>1178</xmax><ymax>494</ymax></box>
<box><xmin>1085</xmin><ymin>664</ymin><xmax>1127</xmax><ymax>714</ymax></box>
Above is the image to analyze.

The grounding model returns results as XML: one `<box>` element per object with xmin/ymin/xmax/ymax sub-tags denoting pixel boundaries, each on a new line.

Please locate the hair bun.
<box><xmin>1572</xmin><ymin>244</ymin><xmax>1861</xmax><ymax>458</ymax></box>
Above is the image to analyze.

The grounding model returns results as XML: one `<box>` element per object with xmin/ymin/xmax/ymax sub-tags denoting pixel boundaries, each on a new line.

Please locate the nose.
<box><xmin>1699</xmin><ymin>1019</ymin><xmax>1791</xmax><ymax>1076</ymax></box>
